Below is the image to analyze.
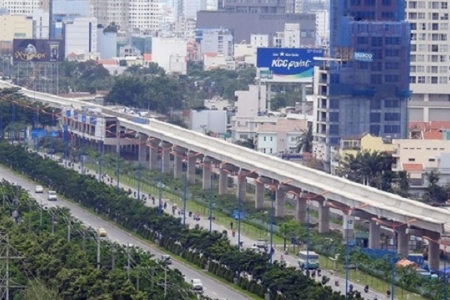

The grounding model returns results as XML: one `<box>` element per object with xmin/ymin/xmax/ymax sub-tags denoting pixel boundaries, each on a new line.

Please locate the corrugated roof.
<box><xmin>424</xmin><ymin>131</ymin><xmax>442</xmax><ymax>140</ymax></box>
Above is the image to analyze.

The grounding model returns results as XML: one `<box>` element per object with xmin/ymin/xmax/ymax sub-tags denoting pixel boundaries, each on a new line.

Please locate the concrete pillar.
<box><xmin>318</xmin><ymin>202</ymin><xmax>330</xmax><ymax>233</ymax></box>
<box><xmin>428</xmin><ymin>231</ymin><xmax>440</xmax><ymax>270</ymax></box>
<box><xmin>296</xmin><ymin>198</ymin><xmax>306</xmax><ymax>223</ymax></box>
<box><xmin>138</xmin><ymin>143</ymin><xmax>148</xmax><ymax>163</ymax></box>
<box><xmin>187</xmin><ymin>153</ymin><xmax>196</xmax><ymax>184</ymax></box>
<box><xmin>218</xmin><ymin>168</ymin><xmax>228</xmax><ymax>195</ymax></box>
<box><xmin>236</xmin><ymin>174</ymin><xmax>247</xmax><ymax>200</ymax></box>
<box><xmin>116</xmin><ymin>122</ymin><xmax>120</xmax><ymax>154</ymax></box>
<box><xmin>202</xmin><ymin>158</ymin><xmax>212</xmax><ymax>189</ymax></box>
<box><xmin>275</xmin><ymin>188</ymin><xmax>286</xmax><ymax>217</ymax></box>
<box><xmin>255</xmin><ymin>181</ymin><xmax>265</xmax><ymax>209</ymax></box>
<box><xmin>397</xmin><ymin>227</ymin><xmax>409</xmax><ymax>258</ymax></box>
<box><xmin>174</xmin><ymin>154</ymin><xmax>183</xmax><ymax>179</ymax></box>
<box><xmin>369</xmin><ymin>220</ymin><xmax>381</xmax><ymax>249</ymax></box>
<box><xmin>161</xmin><ymin>147</ymin><xmax>170</xmax><ymax>174</ymax></box>
<box><xmin>149</xmin><ymin>147</ymin><xmax>158</xmax><ymax>170</ymax></box>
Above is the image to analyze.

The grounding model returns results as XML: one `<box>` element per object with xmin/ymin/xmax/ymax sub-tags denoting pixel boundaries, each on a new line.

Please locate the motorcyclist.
<box><xmin>364</xmin><ymin>285</ymin><xmax>369</xmax><ymax>292</ymax></box>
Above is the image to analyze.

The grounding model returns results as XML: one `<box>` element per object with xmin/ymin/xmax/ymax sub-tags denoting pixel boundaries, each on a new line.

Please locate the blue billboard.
<box><xmin>353</xmin><ymin>52</ymin><xmax>373</xmax><ymax>62</ymax></box>
<box><xmin>256</xmin><ymin>48</ymin><xmax>324</xmax><ymax>82</ymax></box>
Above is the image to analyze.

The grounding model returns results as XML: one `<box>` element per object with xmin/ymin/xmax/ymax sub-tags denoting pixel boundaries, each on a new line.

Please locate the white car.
<box><xmin>97</xmin><ymin>227</ymin><xmax>107</xmax><ymax>237</ymax></box>
<box><xmin>35</xmin><ymin>185</ymin><xmax>44</xmax><ymax>193</ymax></box>
<box><xmin>191</xmin><ymin>279</ymin><xmax>203</xmax><ymax>291</ymax></box>
<box><xmin>47</xmin><ymin>190</ymin><xmax>57</xmax><ymax>201</ymax></box>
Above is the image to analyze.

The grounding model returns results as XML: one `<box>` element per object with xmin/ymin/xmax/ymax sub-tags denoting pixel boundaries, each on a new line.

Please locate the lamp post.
<box><xmin>209</xmin><ymin>163</ymin><xmax>213</xmax><ymax>234</ymax></box>
<box><xmin>158</xmin><ymin>153</ymin><xmax>163</xmax><ymax>215</ymax></box>
<box><xmin>328</xmin><ymin>202</ymin><xmax>369</xmax><ymax>296</ymax></box>
<box><xmin>373</xmin><ymin>217</ymin><xmax>417</xmax><ymax>300</ymax></box>
<box><xmin>183</xmin><ymin>161</ymin><xmax>187</xmax><ymax>226</ymax></box>
<box><xmin>423</xmin><ymin>235</ymin><xmax>449</xmax><ymax>300</ymax></box>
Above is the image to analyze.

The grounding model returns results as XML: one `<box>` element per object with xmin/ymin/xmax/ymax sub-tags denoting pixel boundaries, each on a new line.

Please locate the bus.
<box><xmin>298</xmin><ymin>251</ymin><xmax>320</xmax><ymax>270</ymax></box>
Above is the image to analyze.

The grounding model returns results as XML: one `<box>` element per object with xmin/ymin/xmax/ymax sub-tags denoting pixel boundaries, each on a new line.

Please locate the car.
<box><xmin>256</xmin><ymin>239</ymin><xmax>268</xmax><ymax>249</ymax></box>
<box><xmin>97</xmin><ymin>227</ymin><xmax>107</xmax><ymax>237</ymax></box>
<box><xmin>35</xmin><ymin>185</ymin><xmax>44</xmax><ymax>193</ymax></box>
<box><xmin>47</xmin><ymin>190</ymin><xmax>57</xmax><ymax>201</ymax></box>
<box><xmin>160</xmin><ymin>254</ymin><xmax>172</xmax><ymax>264</ymax></box>
<box><xmin>191</xmin><ymin>279</ymin><xmax>203</xmax><ymax>291</ymax></box>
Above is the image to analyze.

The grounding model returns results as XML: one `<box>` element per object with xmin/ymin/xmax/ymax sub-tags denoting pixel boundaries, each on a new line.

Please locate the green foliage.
<box><xmin>0</xmin><ymin>180</ymin><xmax>200</xmax><ymax>300</ymax></box>
<box><xmin>0</xmin><ymin>142</ymin><xmax>360</xmax><ymax>300</ymax></box>
<box><xmin>296</xmin><ymin>123</ymin><xmax>313</xmax><ymax>153</ymax></box>
<box><xmin>104</xmin><ymin>75</ymin><xmax>183</xmax><ymax>114</ymax></box>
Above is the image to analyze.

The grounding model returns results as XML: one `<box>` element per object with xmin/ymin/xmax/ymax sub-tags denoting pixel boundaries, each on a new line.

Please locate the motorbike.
<box><xmin>364</xmin><ymin>285</ymin><xmax>369</xmax><ymax>293</ymax></box>
<box><xmin>334</xmin><ymin>280</ymin><xmax>339</xmax><ymax>287</ymax></box>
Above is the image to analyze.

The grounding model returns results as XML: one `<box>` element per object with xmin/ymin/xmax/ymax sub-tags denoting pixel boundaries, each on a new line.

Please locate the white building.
<box><xmin>204</xmin><ymin>98</ymin><xmax>230</xmax><ymax>110</ymax></box>
<box><xmin>273</xmin><ymin>23</ymin><xmax>302</xmax><ymax>48</ymax></box>
<box><xmin>0</xmin><ymin>0</ymin><xmax>40</xmax><ymax>15</ymax></box>
<box><xmin>183</xmin><ymin>0</ymin><xmax>206</xmax><ymax>20</ymax></box>
<box><xmin>64</xmin><ymin>17</ymin><xmax>98</xmax><ymax>57</ymax></box>
<box><xmin>90</xmin><ymin>0</ymin><xmax>129</xmax><ymax>30</ymax></box>
<box><xmin>407</xmin><ymin>0</ymin><xmax>450</xmax><ymax>121</ymax></box>
<box><xmin>235</xmin><ymin>84</ymin><xmax>267</xmax><ymax>118</ymax></box>
<box><xmin>251</xmin><ymin>34</ymin><xmax>269</xmax><ymax>47</ymax></box>
<box><xmin>203</xmin><ymin>54</ymin><xmax>235</xmax><ymax>70</ymax></box>
<box><xmin>129</xmin><ymin>0</ymin><xmax>159</xmax><ymax>31</ymax></box>
<box><xmin>231</xmin><ymin>115</ymin><xmax>277</xmax><ymax>142</ymax></box>
<box><xmin>32</xmin><ymin>9</ymin><xmax>50</xmax><ymax>39</ymax></box>
<box><xmin>256</xmin><ymin>118</ymin><xmax>307</xmax><ymax>155</ymax></box>
<box><xmin>189</xmin><ymin>109</ymin><xmax>227</xmax><ymax>134</ymax></box>
<box><xmin>152</xmin><ymin>37</ymin><xmax>187</xmax><ymax>74</ymax></box>
<box><xmin>200</xmin><ymin>29</ymin><xmax>233</xmax><ymax>57</ymax></box>
<box><xmin>315</xmin><ymin>10</ymin><xmax>329</xmax><ymax>45</ymax></box>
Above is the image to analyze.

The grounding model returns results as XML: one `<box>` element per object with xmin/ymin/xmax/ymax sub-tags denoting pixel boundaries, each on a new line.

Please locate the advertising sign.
<box><xmin>256</xmin><ymin>48</ymin><xmax>324</xmax><ymax>83</ymax></box>
<box><xmin>13</xmin><ymin>39</ymin><xmax>65</xmax><ymax>63</ymax></box>
<box><xmin>353</xmin><ymin>52</ymin><xmax>373</xmax><ymax>62</ymax></box>
<box><xmin>81</xmin><ymin>115</ymin><xmax>87</xmax><ymax>123</ymax></box>
<box><xmin>90</xmin><ymin>116</ymin><xmax>97</xmax><ymax>125</ymax></box>
<box><xmin>343</xmin><ymin>215</ymin><xmax>355</xmax><ymax>230</ymax></box>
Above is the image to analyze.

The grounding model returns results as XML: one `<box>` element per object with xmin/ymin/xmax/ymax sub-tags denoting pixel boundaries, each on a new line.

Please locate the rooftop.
<box><xmin>257</xmin><ymin>118</ymin><xmax>307</xmax><ymax>133</ymax></box>
<box><xmin>402</xmin><ymin>163</ymin><xmax>424</xmax><ymax>172</ymax></box>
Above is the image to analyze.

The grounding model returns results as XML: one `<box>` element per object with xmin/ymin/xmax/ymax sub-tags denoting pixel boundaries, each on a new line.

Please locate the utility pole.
<box><xmin>96</xmin><ymin>235</ymin><xmax>100</xmax><ymax>270</ymax></box>
<box><xmin>164</xmin><ymin>267</ymin><xmax>167</xmax><ymax>299</ymax></box>
<box><xmin>126</xmin><ymin>244</ymin><xmax>130</xmax><ymax>280</ymax></box>
<box><xmin>67</xmin><ymin>218</ymin><xmax>71</xmax><ymax>242</ymax></box>
<box><xmin>0</xmin><ymin>232</ymin><xmax>25</xmax><ymax>300</ymax></box>
<box><xmin>111</xmin><ymin>247</ymin><xmax>115</xmax><ymax>269</ymax></box>
<box><xmin>51</xmin><ymin>211</ymin><xmax>55</xmax><ymax>234</ymax></box>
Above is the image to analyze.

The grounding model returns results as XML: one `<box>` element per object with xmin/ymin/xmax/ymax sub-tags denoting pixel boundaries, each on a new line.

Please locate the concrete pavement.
<box><xmin>0</xmin><ymin>165</ymin><xmax>248</xmax><ymax>300</ymax></box>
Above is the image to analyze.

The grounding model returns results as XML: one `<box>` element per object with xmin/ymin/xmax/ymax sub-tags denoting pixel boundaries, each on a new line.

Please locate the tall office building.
<box><xmin>197</xmin><ymin>0</ymin><xmax>316</xmax><ymax>44</ymax></box>
<box><xmin>129</xmin><ymin>0</ymin><xmax>160</xmax><ymax>31</ymax></box>
<box><xmin>406</xmin><ymin>0</ymin><xmax>450</xmax><ymax>122</ymax></box>
<box><xmin>0</xmin><ymin>0</ymin><xmax>41</xmax><ymax>15</ymax></box>
<box><xmin>313</xmin><ymin>0</ymin><xmax>411</xmax><ymax>168</ymax></box>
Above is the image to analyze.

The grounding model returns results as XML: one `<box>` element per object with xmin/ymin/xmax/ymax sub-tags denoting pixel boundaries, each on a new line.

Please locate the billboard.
<box><xmin>256</xmin><ymin>48</ymin><xmax>324</xmax><ymax>82</ymax></box>
<box><xmin>353</xmin><ymin>52</ymin><xmax>373</xmax><ymax>62</ymax></box>
<box><xmin>13</xmin><ymin>39</ymin><xmax>65</xmax><ymax>63</ymax></box>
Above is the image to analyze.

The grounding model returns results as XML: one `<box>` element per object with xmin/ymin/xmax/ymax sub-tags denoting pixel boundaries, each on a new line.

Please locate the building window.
<box><xmin>370</xmin><ymin>113</ymin><xmax>381</xmax><ymax>122</ymax></box>
<box><xmin>408</xmin><ymin>158</ymin><xmax>416</xmax><ymax>162</ymax></box>
<box><xmin>385</xmin><ymin>99</ymin><xmax>400</xmax><ymax>108</ymax></box>
<box><xmin>270</xmin><ymin>148</ymin><xmax>272</xmax><ymax>153</ymax></box>
<box><xmin>270</xmin><ymin>136</ymin><xmax>273</xmax><ymax>141</ymax></box>
<box><xmin>370</xmin><ymin>125</ymin><xmax>381</xmax><ymax>135</ymax></box>
<box><xmin>384</xmin><ymin>113</ymin><xmax>400</xmax><ymax>121</ymax></box>
<box><xmin>384</xmin><ymin>125</ymin><xmax>401</xmax><ymax>134</ymax></box>
<box><xmin>263</xmin><ymin>137</ymin><xmax>266</xmax><ymax>141</ymax></box>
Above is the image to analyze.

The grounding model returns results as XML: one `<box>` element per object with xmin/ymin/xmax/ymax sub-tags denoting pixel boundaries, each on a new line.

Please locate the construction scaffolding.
<box><xmin>14</xmin><ymin>62</ymin><xmax>60</xmax><ymax>95</ymax></box>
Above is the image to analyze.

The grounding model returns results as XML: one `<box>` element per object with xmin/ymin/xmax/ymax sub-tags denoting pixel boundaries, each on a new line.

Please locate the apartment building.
<box><xmin>407</xmin><ymin>0</ymin><xmax>450</xmax><ymax>122</ymax></box>
<box><xmin>0</xmin><ymin>0</ymin><xmax>41</xmax><ymax>15</ymax></box>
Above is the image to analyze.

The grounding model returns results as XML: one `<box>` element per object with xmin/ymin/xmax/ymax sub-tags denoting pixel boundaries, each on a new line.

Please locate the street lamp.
<box><xmin>423</xmin><ymin>235</ymin><xmax>449</xmax><ymax>300</ymax></box>
<box><xmin>328</xmin><ymin>202</ymin><xmax>369</xmax><ymax>297</ymax></box>
<box><xmin>372</xmin><ymin>217</ymin><xmax>417</xmax><ymax>300</ymax></box>
<box><xmin>209</xmin><ymin>163</ymin><xmax>214</xmax><ymax>234</ymax></box>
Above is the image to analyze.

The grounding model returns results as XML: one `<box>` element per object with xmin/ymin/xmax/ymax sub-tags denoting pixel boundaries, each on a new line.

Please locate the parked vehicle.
<box><xmin>47</xmin><ymin>190</ymin><xmax>57</xmax><ymax>201</ymax></box>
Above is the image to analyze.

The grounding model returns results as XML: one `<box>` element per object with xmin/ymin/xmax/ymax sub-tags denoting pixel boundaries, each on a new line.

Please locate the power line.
<box><xmin>0</xmin><ymin>232</ymin><xmax>25</xmax><ymax>300</ymax></box>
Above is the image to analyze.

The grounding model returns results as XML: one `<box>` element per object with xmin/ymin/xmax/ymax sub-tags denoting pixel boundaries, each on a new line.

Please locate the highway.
<box><xmin>55</xmin><ymin>156</ymin><xmax>386</xmax><ymax>299</ymax></box>
<box><xmin>0</xmin><ymin>165</ymin><xmax>248</xmax><ymax>300</ymax></box>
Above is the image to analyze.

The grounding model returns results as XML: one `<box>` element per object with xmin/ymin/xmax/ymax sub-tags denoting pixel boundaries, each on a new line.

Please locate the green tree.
<box><xmin>235</xmin><ymin>138</ymin><xmax>255</xmax><ymax>150</ymax></box>
<box><xmin>423</xmin><ymin>171</ymin><xmax>449</xmax><ymax>203</ymax></box>
<box><xmin>296</xmin><ymin>124</ymin><xmax>313</xmax><ymax>153</ymax></box>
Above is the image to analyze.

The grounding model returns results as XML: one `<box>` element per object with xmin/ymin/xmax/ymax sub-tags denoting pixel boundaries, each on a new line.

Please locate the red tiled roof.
<box><xmin>402</xmin><ymin>163</ymin><xmax>423</xmax><ymax>172</ymax></box>
<box><xmin>424</xmin><ymin>131</ymin><xmax>443</xmax><ymax>140</ymax></box>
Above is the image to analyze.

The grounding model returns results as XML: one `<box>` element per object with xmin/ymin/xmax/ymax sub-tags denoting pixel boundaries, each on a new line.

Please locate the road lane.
<box><xmin>0</xmin><ymin>166</ymin><xmax>247</xmax><ymax>300</ymax></box>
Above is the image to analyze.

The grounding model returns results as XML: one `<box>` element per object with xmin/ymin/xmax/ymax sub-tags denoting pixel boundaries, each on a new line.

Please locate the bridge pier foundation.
<box><xmin>138</xmin><ymin>143</ymin><xmax>148</xmax><ymax>163</ymax></box>
<box><xmin>427</xmin><ymin>231</ymin><xmax>440</xmax><ymax>270</ymax></box>
<box><xmin>397</xmin><ymin>226</ymin><xmax>410</xmax><ymax>258</ymax></box>
<box><xmin>318</xmin><ymin>202</ymin><xmax>330</xmax><ymax>233</ymax></box>
<box><xmin>296</xmin><ymin>198</ymin><xmax>307</xmax><ymax>224</ymax></box>
<box><xmin>218</xmin><ymin>168</ymin><xmax>228</xmax><ymax>195</ymax></box>
<box><xmin>149</xmin><ymin>147</ymin><xmax>158</xmax><ymax>170</ymax></box>
<box><xmin>236</xmin><ymin>174</ymin><xmax>247</xmax><ymax>201</ymax></box>
<box><xmin>174</xmin><ymin>154</ymin><xmax>183</xmax><ymax>179</ymax></box>
<box><xmin>255</xmin><ymin>181</ymin><xmax>265</xmax><ymax>209</ymax></box>
<box><xmin>202</xmin><ymin>158</ymin><xmax>212</xmax><ymax>189</ymax></box>
<box><xmin>369</xmin><ymin>220</ymin><xmax>381</xmax><ymax>249</ymax></box>
<box><xmin>161</xmin><ymin>147</ymin><xmax>170</xmax><ymax>174</ymax></box>
<box><xmin>275</xmin><ymin>187</ymin><xmax>286</xmax><ymax>217</ymax></box>
<box><xmin>187</xmin><ymin>153</ymin><xmax>196</xmax><ymax>184</ymax></box>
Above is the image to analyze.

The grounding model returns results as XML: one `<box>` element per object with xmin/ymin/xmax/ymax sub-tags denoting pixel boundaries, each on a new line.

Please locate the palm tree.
<box><xmin>340</xmin><ymin>150</ymin><xmax>394</xmax><ymax>188</ymax></box>
<box><xmin>296</xmin><ymin>124</ymin><xmax>313</xmax><ymax>153</ymax></box>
